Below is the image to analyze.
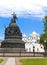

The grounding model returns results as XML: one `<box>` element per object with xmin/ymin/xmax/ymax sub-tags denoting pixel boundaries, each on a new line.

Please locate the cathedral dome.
<box><xmin>32</xmin><ymin>31</ymin><xmax>37</xmax><ymax>35</ymax></box>
<box><xmin>30</xmin><ymin>31</ymin><xmax>37</xmax><ymax>36</ymax></box>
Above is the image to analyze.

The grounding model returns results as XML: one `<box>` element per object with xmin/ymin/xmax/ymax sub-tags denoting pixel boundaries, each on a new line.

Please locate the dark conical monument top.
<box><xmin>1</xmin><ymin>12</ymin><xmax>25</xmax><ymax>49</ymax></box>
<box><xmin>5</xmin><ymin>12</ymin><xmax>22</xmax><ymax>39</ymax></box>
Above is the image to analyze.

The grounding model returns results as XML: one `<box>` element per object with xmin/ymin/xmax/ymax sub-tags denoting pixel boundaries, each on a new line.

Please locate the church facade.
<box><xmin>22</xmin><ymin>31</ymin><xmax>45</xmax><ymax>52</ymax></box>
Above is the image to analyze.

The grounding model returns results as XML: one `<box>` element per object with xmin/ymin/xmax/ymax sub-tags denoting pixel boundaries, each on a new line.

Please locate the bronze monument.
<box><xmin>1</xmin><ymin>12</ymin><xmax>25</xmax><ymax>50</ymax></box>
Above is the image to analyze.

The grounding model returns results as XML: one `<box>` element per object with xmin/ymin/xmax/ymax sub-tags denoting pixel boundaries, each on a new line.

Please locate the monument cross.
<box><xmin>11</xmin><ymin>12</ymin><xmax>17</xmax><ymax>23</ymax></box>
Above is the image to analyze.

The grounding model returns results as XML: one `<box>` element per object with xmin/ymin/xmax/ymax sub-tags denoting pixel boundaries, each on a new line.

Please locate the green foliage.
<box><xmin>20</xmin><ymin>58</ymin><xmax>47</xmax><ymax>65</ymax></box>
<box><xmin>40</xmin><ymin>34</ymin><xmax>44</xmax><ymax>44</ymax></box>
<box><xmin>40</xmin><ymin>16</ymin><xmax>47</xmax><ymax>49</ymax></box>
<box><xmin>0</xmin><ymin>59</ymin><xmax>3</xmax><ymax>64</ymax></box>
<box><xmin>40</xmin><ymin>34</ymin><xmax>47</xmax><ymax>48</ymax></box>
<box><xmin>43</xmin><ymin>16</ymin><xmax>47</xmax><ymax>34</ymax></box>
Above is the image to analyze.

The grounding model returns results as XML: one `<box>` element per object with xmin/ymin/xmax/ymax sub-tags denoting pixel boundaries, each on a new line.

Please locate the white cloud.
<box><xmin>0</xmin><ymin>0</ymin><xmax>47</xmax><ymax>18</ymax></box>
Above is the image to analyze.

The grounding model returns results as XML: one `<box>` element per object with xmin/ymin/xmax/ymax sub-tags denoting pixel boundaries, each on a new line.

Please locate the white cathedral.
<box><xmin>22</xmin><ymin>31</ymin><xmax>45</xmax><ymax>52</ymax></box>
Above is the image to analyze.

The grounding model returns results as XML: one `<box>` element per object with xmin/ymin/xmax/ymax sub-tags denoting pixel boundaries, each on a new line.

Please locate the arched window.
<box><xmin>33</xmin><ymin>46</ymin><xmax>35</xmax><ymax>52</ymax></box>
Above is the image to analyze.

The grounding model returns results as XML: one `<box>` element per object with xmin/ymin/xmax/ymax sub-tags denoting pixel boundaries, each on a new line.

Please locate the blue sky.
<box><xmin>0</xmin><ymin>0</ymin><xmax>47</xmax><ymax>39</ymax></box>
<box><xmin>0</xmin><ymin>16</ymin><xmax>44</xmax><ymax>39</ymax></box>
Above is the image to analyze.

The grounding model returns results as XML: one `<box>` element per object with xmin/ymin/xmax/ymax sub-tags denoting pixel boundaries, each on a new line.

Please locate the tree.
<box><xmin>40</xmin><ymin>16</ymin><xmax>47</xmax><ymax>53</ymax></box>
<box><xmin>40</xmin><ymin>34</ymin><xmax>47</xmax><ymax>49</ymax></box>
<box><xmin>43</xmin><ymin>16</ymin><xmax>47</xmax><ymax>34</ymax></box>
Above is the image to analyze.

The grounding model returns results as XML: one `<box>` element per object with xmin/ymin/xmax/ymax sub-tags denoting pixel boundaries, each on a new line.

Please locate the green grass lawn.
<box><xmin>20</xmin><ymin>58</ymin><xmax>47</xmax><ymax>65</ymax></box>
<box><xmin>0</xmin><ymin>59</ymin><xmax>3</xmax><ymax>64</ymax></box>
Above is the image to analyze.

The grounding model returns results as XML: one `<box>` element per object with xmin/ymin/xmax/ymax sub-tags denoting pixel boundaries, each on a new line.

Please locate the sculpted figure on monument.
<box><xmin>11</xmin><ymin>12</ymin><xmax>17</xmax><ymax>23</ymax></box>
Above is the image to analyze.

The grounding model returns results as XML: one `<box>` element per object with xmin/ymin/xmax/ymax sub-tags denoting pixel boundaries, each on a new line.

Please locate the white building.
<box><xmin>22</xmin><ymin>31</ymin><xmax>45</xmax><ymax>52</ymax></box>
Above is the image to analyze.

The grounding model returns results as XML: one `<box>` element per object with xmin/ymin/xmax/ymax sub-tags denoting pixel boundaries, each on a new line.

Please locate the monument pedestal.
<box><xmin>1</xmin><ymin>39</ymin><xmax>25</xmax><ymax>48</ymax></box>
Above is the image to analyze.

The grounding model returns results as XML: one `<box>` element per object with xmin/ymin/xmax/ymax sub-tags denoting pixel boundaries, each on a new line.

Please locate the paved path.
<box><xmin>1</xmin><ymin>57</ymin><xmax>43</xmax><ymax>65</ymax></box>
<box><xmin>5</xmin><ymin>57</ymin><xmax>15</xmax><ymax>65</ymax></box>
